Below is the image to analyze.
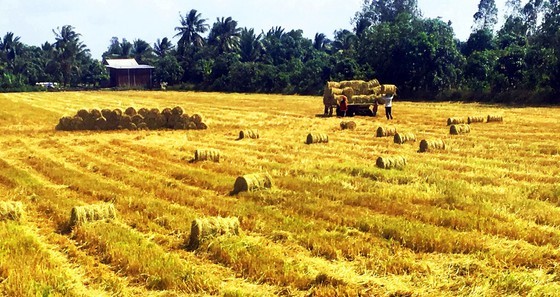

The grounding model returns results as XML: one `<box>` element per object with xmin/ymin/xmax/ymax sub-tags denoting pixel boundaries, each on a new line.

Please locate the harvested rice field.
<box><xmin>1</xmin><ymin>91</ymin><xmax>560</xmax><ymax>296</ymax></box>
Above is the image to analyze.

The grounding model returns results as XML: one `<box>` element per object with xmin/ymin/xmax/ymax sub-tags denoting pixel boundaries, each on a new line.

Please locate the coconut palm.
<box><xmin>52</xmin><ymin>25</ymin><xmax>89</xmax><ymax>86</ymax></box>
<box><xmin>154</xmin><ymin>37</ymin><xmax>175</xmax><ymax>57</ymax></box>
<box><xmin>208</xmin><ymin>17</ymin><xmax>241</xmax><ymax>54</ymax></box>
<box><xmin>239</xmin><ymin>28</ymin><xmax>263</xmax><ymax>62</ymax></box>
<box><xmin>313</xmin><ymin>33</ymin><xmax>331</xmax><ymax>52</ymax></box>
<box><xmin>0</xmin><ymin>32</ymin><xmax>23</xmax><ymax>70</ymax></box>
<box><xmin>174</xmin><ymin>9</ymin><xmax>209</xmax><ymax>50</ymax></box>
<box><xmin>132</xmin><ymin>39</ymin><xmax>154</xmax><ymax>64</ymax></box>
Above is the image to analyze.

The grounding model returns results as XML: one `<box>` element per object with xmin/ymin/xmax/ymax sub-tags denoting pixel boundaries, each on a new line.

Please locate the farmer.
<box><xmin>383</xmin><ymin>93</ymin><xmax>394</xmax><ymax>120</ymax></box>
<box><xmin>339</xmin><ymin>95</ymin><xmax>348</xmax><ymax>117</ymax></box>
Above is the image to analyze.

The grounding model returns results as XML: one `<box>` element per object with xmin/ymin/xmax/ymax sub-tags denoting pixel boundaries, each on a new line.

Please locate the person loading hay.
<box><xmin>339</xmin><ymin>95</ymin><xmax>348</xmax><ymax>117</ymax></box>
<box><xmin>383</xmin><ymin>93</ymin><xmax>394</xmax><ymax>120</ymax></box>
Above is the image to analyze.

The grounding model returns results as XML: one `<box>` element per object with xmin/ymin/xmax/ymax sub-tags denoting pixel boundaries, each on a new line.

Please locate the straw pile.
<box><xmin>381</xmin><ymin>84</ymin><xmax>398</xmax><ymax>95</ymax></box>
<box><xmin>467</xmin><ymin>116</ymin><xmax>485</xmax><ymax>124</ymax></box>
<box><xmin>376</xmin><ymin>126</ymin><xmax>397</xmax><ymax>137</ymax></box>
<box><xmin>487</xmin><ymin>115</ymin><xmax>504</xmax><ymax>123</ymax></box>
<box><xmin>340</xmin><ymin>121</ymin><xmax>357</xmax><ymax>130</ymax></box>
<box><xmin>394</xmin><ymin>132</ymin><xmax>416</xmax><ymax>144</ymax></box>
<box><xmin>0</xmin><ymin>201</ymin><xmax>24</xmax><ymax>222</ymax></box>
<box><xmin>194</xmin><ymin>149</ymin><xmax>221</xmax><ymax>162</ymax></box>
<box><xmin>69</xmin><ymin>203</ymin><xmax>117</xmax><ymax>227</ymax></box>
<box><xmin>232</xmin><ymin>173</ymin><xmax>273</xmax><ymax>194</ymax></box>
<box><xmin>376</xmin><ymin>156</ymin><xmax>407</xmax><ymax>169</ymax></box>
<box><xmin>450</xmin><ymin>124</ymin><xmax>471</xmax><ymax>135</ymax></box>
<box><xmin>239</xmin><ymin>129</ymin><xmax>259</xmax><ymax>139</ymax></box>
<box><xmin>56</xmin><ymin>106</ymin><xmax>207</xmax><ymax>131</ymax></box>
<box><xmin>306</xmin><ymin>133</ymin><xmax>329</xmax><ymax>144</ymax></box>
<box><xmin>323</xmin><ymin>79</ymin><xmax>385</xmax><ymax>108</ymax></box>
<box><xmin>187</xmin><ymin>216</ymin><xmax>240</xmax><ymax>249</ymax></box>
<box><xmin>419</xmin><ymin>139</ymin><xmax>446</xmax><ymax>153</ymax></box>
<box><xmin>447</xmin><ymin>118</ymin><xmax>466</xmax><ymax>126</ymax></box>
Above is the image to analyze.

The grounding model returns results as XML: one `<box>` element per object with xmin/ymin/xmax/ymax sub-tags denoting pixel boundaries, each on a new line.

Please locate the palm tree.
<box><xmin>208</xmin><ymin>16</ymin><xmax>241</xmax><ymax>54</ymax></box>
<box><xmin>313</xmin><ymin>33</ymin><xmax>332</xmax><ymax>52</ymax></box>
<box><xmin>132</xmin><ymin>39</ymin><xmax>154</xmax><ymax>64</ymax></box>
<box><xmin>154</xmin><ymin>37</ymin><xmax>175</xmax><ymax>57</ymax></box>
<box><xmin>239</xmin><ymin>28</ymin><xmax>263</xmax><ymax>62</ymax></box>
<box><xmin>174</xmin><ymin>9</ymin><xmax>209</xmax><ymax>51</ymax></box>
<box><xmin>52</xmin><ymin>25</ymin><xmax>89</xmax><ymax>86</ymax></box>
<box><xmin>0</xmin><ymin>32</ymin><xmax>22</xmax><ymax>70</ymax></box>
<box><xmin>332</xmin><ymin>29</ymin><xmax>357</xmax><ymax>53</ymax></box>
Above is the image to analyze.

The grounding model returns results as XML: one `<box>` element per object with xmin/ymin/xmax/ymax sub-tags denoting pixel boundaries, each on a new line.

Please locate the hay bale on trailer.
<box><xmin>187</xmin><ymin>217</ymin><xmax>240</xmax><ymax>249</ymax></box>
<box><xmin>487</xmin><ymin>115</ymin><xmax>504</xmax><ymax>123</ymax></box>
<box><xmin>340</xmin><ymin>121</ymin><xmax>357</xmax><ymax>130</ymax></box>
<box><xmin>239</xmin><ymin>129</ymin><xmax>259</xmax><ymax>139</ymax></box>
<box><xmin>326</xmin><ymin>81</ymin><xmax>341</xmax><ymax>89</ymax></box>
<box><xmin>467</xmin><ymin>116</ymin><xmax>485</xmax><ymax>124</ymax></box>
<box><xmin>232</xmin><ymin>173</ymin><xmax>273</xmax><ymax>194</ymax></box>
<box><xmin>0</xmin><ymin>201</ymin><xmax>24</xmax><ymax>222</ymax></box>
<box><xmin>419</xmin><ymin>139</ymin><xmax>446</xmax><ymax>153</ymax></box>
<box><xmin>194</xmin><ymin>149</ymin><xmax>221</xmax><ymax>162</ymax></box>
<box><xmin>376</xmin><ymin>126</ymin><xmax>397</xmax><ymax>138</ymax></box>
<box><xmin>376</xmin><ymin>156</ymin><xmax>407</xmax><ymax>169</ymax></box>
<box><xmin>394</xmin><ymin>132</ymin><xmax>416</xmax><ymax>144</ymax></box>
<box><xmin>342</xmin><ymin>87</ymin><xmax>355</xmax><ymax>99</ymax></box>
<box><xmin>69</xmin><ymin>203</ymin><xmax>117</xmax><ymax>227</ymax></box>
<box><xmin>306</xmin><ymin>133</ymin><xmax>329</xmax><ymax>144</ymax></box>
<box><xmin>450</xmin><ymin>124</ymin><xmax>471</xmax><ymax>135</ymax></box>
<box><xmin>447</xmin><ymin>117</ymin><xmax>466</xmax><ymax>126</ymax></box>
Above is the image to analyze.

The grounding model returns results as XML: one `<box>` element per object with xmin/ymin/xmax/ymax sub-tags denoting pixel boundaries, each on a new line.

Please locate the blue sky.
<box><xmin>0</xmin><ymin>0</ymin><xmax>506</xmax><ymax>60</ymax></box>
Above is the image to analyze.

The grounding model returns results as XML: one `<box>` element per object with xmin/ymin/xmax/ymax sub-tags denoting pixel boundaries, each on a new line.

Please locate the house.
<box><xmin>104</xmin><ymin>58</ymin><xmax>154</xmax><ymax>88</ymax></box>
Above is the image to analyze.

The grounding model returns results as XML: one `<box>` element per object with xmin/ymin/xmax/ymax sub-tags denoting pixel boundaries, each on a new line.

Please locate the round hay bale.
<box><xmin>0</xmin><ymin>201</ymin><xmax>25</xmax><ymax>222</ymax></box>
<box><xmin>94</xmin><ymin>117</ymin><xmax>108</xmax><ymax>130</ymax></box>
<box><xmin>194</xmin><ymin>149</ymin><xmax>220</xmax><ymax>162</ymax></box>
<box><xmin>137</xmin><ymin>108</ymin><xmax>150</xmax><ymax>118</ymax></box>
<box><xmin>487</xmin><ymin>115</ymin><xmax>504</xmax><ymax>123</ymax></box>
<box><xmin>326</xmin><ymin>81</ymin><xmax>341</xmax><ymax>89</ymax></box>
<box><xmin>69</xmin><ymin>203</ymin><xmax>117</xmax><ymax>228</ymax></box>
<box><xmin>124</xmin><ymin>107</ymin><xmax>137</xmax><ymax>117</ymax></box>
<box><xmin>120</xmin><ymin>115</ymin><xmax>132</xmax><ymax>126</ymax></box>
<box><xmin>239</xmin><ymin>129</ymin><xmax>259</xmax><ymax>139</ymax></box>
<box><xmin>419</xmin><ymin>139</ymin><xmax>446</xmax><ymax>153</ymax></box>
<box><xmin>56</xmin><ymin>116</ymin><xmax>74</xmax><ymax>131</ymax></box>
<box><xmin>172</xmin><ymin>106</ymin><xmax>184</xmax><ymax>116</ymax></box>
<box><xmin>306</xmin><ymin>133</ymin><xmax>329</xmax><ymax>144</ymax></box>
<box><xmin>340</xmin><ymin>121</ymin><xmax>357</xmax><ymax>130</ymax></box>
<box><xmin>71</xmin><ymin>116</ymin><xmax>85</xmax><ymax>130</ymax></box>
<box><xmin>188</xmin><ymin>217</ymin><xmax>240</xmax><ymax>249</ymax></box>
<box><xmin>467</xmin><ymin>116</ymin><xmax>485</xmax><ymax>124</ymax></box>
<box><xmin>450</xmin><ymin>124</ymin><xmax>471</xmax><ymax>135</ymax></box>
<box><xmin>90</xmin><ymin>109</ymin><xmax>102</xmax><ymax>119</ymax></box>
<box><xmin>376</xmin><ymin>126</ymin><xmax>397</xmax><ymax>138</ymax></box>
<box><xmin>77</xmin><ymin>109</ymin><xmax>89</xmax><ymax>119</ymax></box>
<box><xmin>167</xmin><ymin>114</ymin><xmax>181</xmax><ymax>129</ymax></box>
<box><xmin>190</xmin><ymin>114</ymin><xmax>203</xmax><ymax>124</ymax></box>
<box><xmin>101</xmin><ymin>109</ymin><xmax>112</xmax><ymax>119</ymax></box>
<box><xmin>131</xmin><ymin>114</ymin><xmax>144</xmax><ymax>126</ymax></box>
<box><xmin>105</xmin><ymin>111</ymin><xmax>121</xmax><ymax>130</ymax></box>
<box><xmin>187</xmin><ymin>122</ymin><xmax>197</xmax><ymax>130</ymax></box>
<box><xmin>150</xmin><ymin>108</ymin><xmax>160</xmax><ymax>115</ymax></box>
<box><xmin>137</xmin><ymin>122</ymin><xmax>149</xmax><ymax>130</ymax></box>
<box><xmin>196</xmin><ymin>122</ymin><xmax>208</xmax><ymax>130</ymax></box>
<box><xmin>376</xmin><ymin>156</ymin><xmax>407</xmax><ymax>170</ymax></box>
<box><xmin>232</xmin><ymin>173</ymin><xmax>273</xmax><ymax>194</ymax></box>
<box><xmin>447</xmin><ymin>117</ymin><xmax>466</xmax><ymax>126</ymax></box>
<box><xmin>113</xmin><ymin>108</ymin><xmax>123</xmax><ymax>117</ymax></box>
<box><xmin>394</xmin><ymin>132</ymin><xmax>416</xmax><ymax>144</ymax></box>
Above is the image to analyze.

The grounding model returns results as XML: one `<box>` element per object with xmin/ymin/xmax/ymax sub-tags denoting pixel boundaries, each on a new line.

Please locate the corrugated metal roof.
<box><xmin>105</xmin><ymin>58</ymin><xmax>154</xmax><ymax>69</ymax></box>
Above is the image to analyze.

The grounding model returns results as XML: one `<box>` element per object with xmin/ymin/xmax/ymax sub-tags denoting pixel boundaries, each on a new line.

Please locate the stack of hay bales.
<box><xmin>239</xmin><ymin>129</ymin><xmax>260</xmax><ymax>139</ymax></box>
<box><xmin>323</xmin><ymin>79</ymin><xmax>382</xmax><ymax>107</ymax></box>
<box><xmin>187</xmin><ymin>216</ymin><xmax>240</xmax><ymax>249</ymax></box>
<box><xmin>340</xmin><ymin>121</ymin><xmax>357</xmax><ymax>130</ymax></box>
<box><xmin>69</xmin><ymin>203</ymin><xmax>117</xmax><ymax>227</ymax></box>
<box><xmin>56</xmin><ymin>106</ymin><xmax>208</xmax><ymax>131</ymax></box>
<box><xmin>376</xmin><ymin>126</ymin><xmax>397</xmax><ymax>138</ymax></box>
<box><xmin>467</xmin><ymin>116</ymin><xmax>485</xmax><ymax>124</ymax></box>
<box><xmin>194</xmin><ymin>149</ymin><xmax>221</xmax><ymax>162</ymax></box>
<box><xmin>376</xmin><ymin>156</ymin><xmax>407</xmax><ymax>169</ymax></box>
<box><xmin>487</xmin><ymin>115</ymin><xmax>504</xmax><ymax>123</ymax></box>
<box><xmin>450</xmin><ymin>124</ymin><xmax>471</xmax><ymax>135</ymax></box>
<box><xmin>232</xmin><ymin>173</ymin><xmax>273</xmax><ymax>194</ymax></box>
<box><xmin>447</xmin><ymin>117</ymin><xmax>466</xmax><ymax>126</ymax></box>
<box><xmin>306</xmin><ymin>133</ymin><xmax>329</xmax><ymax>144</ymax></box>
<box><xmin>394</xmin><ymin>132</ymin><xmax>416</xmax><ymax>144</ymax></box>
<box><xmin>419</xmin><ymin>139</ymin><xmax>446</xmax><ymax>153</ymax></box>
<box><xmin>0</xmin><ymin>201</ymin><xmax>24</xmax><ymax>222</ymax></box>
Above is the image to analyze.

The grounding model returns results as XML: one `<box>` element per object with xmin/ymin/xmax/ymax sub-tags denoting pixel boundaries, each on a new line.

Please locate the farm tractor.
<box><xmin>322</xmin><ymin>80</ymin><xmax>397</xmax><ymax>117</ymax></box>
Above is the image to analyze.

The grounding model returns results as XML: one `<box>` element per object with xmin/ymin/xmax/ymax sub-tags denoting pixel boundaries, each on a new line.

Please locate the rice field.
<box><xmin>0</xmin><ymin>91</ymin><xmax>560</xmax><ymax>296</ymax></box>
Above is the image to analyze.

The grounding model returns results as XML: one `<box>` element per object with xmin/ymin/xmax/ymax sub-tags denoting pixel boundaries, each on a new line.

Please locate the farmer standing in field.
<box><xmin>383</xmin><ymin>93</ymin><xmax>394</xmax><ymax>120</ymax></box>
<box><xmin>339</xmin><ymin>95</ymin><xmax>348</xmax><ymax>117</ymax></box>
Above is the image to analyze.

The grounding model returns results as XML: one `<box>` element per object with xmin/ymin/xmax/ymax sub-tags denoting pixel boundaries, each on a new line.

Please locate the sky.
<box><xmin>0</xmin><ymin>0</ymin><xmax>507</xmax><ymax>60</ymax></box>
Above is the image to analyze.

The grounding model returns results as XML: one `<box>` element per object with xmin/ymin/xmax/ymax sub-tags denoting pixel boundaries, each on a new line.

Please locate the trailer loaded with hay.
<box><xmin>323</xmin><ymin>80</ymin><xmax>396</xmax><ymax>117</ymax></box>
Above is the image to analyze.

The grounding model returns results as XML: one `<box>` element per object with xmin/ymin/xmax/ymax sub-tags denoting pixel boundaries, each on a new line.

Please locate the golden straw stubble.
<box><xmin>0</xmin><ymin>201</ymin><xmax>24</xmax><ymax>222</ymax></box>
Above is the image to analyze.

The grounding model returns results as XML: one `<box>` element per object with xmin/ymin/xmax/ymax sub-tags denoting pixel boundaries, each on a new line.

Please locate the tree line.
<box><xmin>0</xmin><ymin>0</ymin><xmax>559</xmax><ymax>104</ymax></box>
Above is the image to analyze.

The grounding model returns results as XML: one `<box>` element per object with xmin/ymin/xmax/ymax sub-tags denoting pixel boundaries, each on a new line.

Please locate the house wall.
<box><xmin>109</xmin><ymin>68</ymin><xmax>153</xmax><ymax>88</ymax></box>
